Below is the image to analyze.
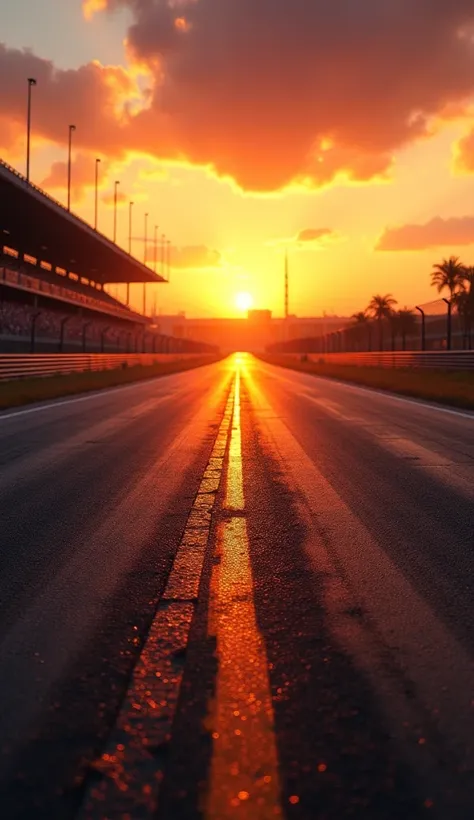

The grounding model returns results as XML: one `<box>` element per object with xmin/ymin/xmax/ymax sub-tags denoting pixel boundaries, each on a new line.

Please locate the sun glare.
<box><xmin>235</xmin><ymin>291</ymin><xmax>254</xmax><ymax>312</ymax></box>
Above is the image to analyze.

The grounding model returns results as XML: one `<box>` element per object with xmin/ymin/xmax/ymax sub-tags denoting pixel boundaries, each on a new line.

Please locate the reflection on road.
<box><xmin>206</xmin><ymin>364</ymin><xmax>283</xmax><ymax>818</ymax></box>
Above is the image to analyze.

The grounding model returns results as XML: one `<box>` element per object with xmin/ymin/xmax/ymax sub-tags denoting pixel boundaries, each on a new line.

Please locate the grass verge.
<box><xmin>258</xmin><ymin>354</ymin><xmax>474</xmax><ymax>411</ymax></box>
<box><xmin>0</xmin><ymin>356</ymin><xmax>222</xmax><ymax>411</ymax></box>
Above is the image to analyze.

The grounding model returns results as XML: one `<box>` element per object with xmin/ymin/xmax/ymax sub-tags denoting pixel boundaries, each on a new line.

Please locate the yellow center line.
<box><xmin>79</xmin><ymin>377</ymin><xmax>235</xmax><ymax>819</ymax></box>
<box><xmin>205</xmin><ymin>364</ymin><xmax>283</xmax><ymax>819</ymax></box>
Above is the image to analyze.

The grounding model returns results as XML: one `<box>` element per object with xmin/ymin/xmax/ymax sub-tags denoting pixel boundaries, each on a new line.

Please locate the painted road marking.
<box><xmin>205</xmin><ymin>368</ymin><xmax>283</xmax><ymax>819</ymax></box>
<box><xmin>79</xmin><ymin>382</ymin><xmax>235</xmax><ymax>819</ymax></box>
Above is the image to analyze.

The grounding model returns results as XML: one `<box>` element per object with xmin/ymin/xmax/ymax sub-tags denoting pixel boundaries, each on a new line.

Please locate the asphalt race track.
<box><xmin>0</xmin><ymin>354</ymin><xmax>474</xmax><ymax>819</ymax></box>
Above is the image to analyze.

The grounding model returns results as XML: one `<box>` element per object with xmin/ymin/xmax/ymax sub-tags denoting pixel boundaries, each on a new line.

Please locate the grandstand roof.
<box><xmin>0</xmin><ymin>159</ymin><xmax>165</xmax><ymax>285</ymax></box>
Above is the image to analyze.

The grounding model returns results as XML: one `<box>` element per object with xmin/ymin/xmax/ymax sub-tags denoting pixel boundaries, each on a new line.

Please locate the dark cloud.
<box><xmin>115</xmin><ymin>0</ymin><xmax>474</xmax><ymax>189</ymax></box>
<box><xmin>2</xmin><ymin>0</ymin><xmax>474</xmax><ymax>191</ymax></box>
<box><xmin>0</xmin><ymin>43</ymin><xmax>145</xmax><ymax>159</ymax></box>
<box><xmin>41</xmin><ymin>153</ymin><xmax>112</xmax><ymax>201</ymax></box>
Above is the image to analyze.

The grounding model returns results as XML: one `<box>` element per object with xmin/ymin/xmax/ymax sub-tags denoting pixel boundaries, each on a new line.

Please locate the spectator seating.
<box><xmin>0</xmin><ymin>258</ymin><xmax>138</xmax><ymax>321</ymax></box>
<box><xmin>0</xmin><ymin>297</ymin><xmax>133</xmax><ymax>346</ymax></box>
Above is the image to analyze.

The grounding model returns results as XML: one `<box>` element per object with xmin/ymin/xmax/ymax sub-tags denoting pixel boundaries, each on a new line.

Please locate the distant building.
<box><xmin>247</xmin><ymin>309</ymin><xmax>272</xmax><ymax>322</ymax></box>
<box><xmin>151</xmin><ymin>313</ymin><xmax>348</xmax><ymax>352</ymax></box>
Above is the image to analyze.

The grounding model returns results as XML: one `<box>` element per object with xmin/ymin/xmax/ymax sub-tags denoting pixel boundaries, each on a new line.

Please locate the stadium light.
<box><xmin>143</xmin><ymin>212</ymin><xmax>148</xmax><ymax>315</ymax></box>
<box><xmin>127</xmin><ymin>201</ymin><xmax>134</xmax><ymax>305</ymax></box>
<box><xmin>94</xmin><ymin>158</ymin><xmax>101</xmax><ymax>230</ymax></box>
<box><xmin>144</xmin><ymin>213</ymin><xmax>148</xmax><ymax>264</ymax></box>
<box><xmin>128</xmin><ymin>202</ymin><xmax>134</xmax><ymax>255</ymax></box>
<box><xmin>67</xmin><ymin>124</ymin><xmax>76</xmax><ymax>211</ymax></box>
<box><xmin>153</xmin><ymin>224</ymin><xmax>159</xmax><ymax>274</ymax></box>
<box><xmin>113</xmin><ymin>180</ymin><xmax>120</xmax><ymax>243</ymax></box>
<box><xmin>26</xmin><ymin>78</ymin><xmax>37</xmax><ymax>182</ymax></box>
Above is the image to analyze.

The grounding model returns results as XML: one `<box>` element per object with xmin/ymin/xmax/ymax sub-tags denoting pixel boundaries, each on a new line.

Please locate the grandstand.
<box><xmin>0</xmin><ymin>158</ymin><xmax>215</xmax><ymax>355</ymax></box>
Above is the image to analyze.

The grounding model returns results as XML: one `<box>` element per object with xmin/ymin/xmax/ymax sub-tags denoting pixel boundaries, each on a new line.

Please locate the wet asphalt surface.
<box><xmin>0</xmin><ymin>355</ymin><xmax>474</xmax><ymax>818</ymax></box>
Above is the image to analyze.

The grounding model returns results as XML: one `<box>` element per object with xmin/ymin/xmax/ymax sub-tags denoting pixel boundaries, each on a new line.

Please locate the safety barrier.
<box><xmin>270</xmin><ymin>351</ymin><xmax>474</xmax><ymax>370</ymax></box>
<box><xmin>0</xmin><ymin>353</ymin><xmax>211</xmax><ymax>382</ymax></box>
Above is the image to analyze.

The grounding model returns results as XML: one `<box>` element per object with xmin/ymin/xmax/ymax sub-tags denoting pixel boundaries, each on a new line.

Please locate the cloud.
<box><xmin>0</xmin><ymin>116</ymin><xmax>23</xmax><ymax>154</ymax></box>
<box><xmin>83</xmin><ymin>0</ymin><xmax>107</xmax><ymax>20</ymax></box>
<box><xmin>101</xmin><ymin>188</ymin><xmax>128</xmax><ymax>206</ymax></box>
<box><xmin>96</xmin><ymin>0</ymin><xmax>474</xmax><ymax>190</ymax></box>
<box><xmin>4</xmin><ymin>0</ymin><xmax>474</xmax><ymax>192</ymax></box>
<box><xmin>171</xmin><ymin>246</ymin><xmax>222</xmax><ymax>269</ymax></box>
<box><xmin>376</xmin><ymin>216</ymin><xmax>474</xmax><ymax>251</ymax></box>
<box><xmin>138</xmin><ymin>166</ymin><xmax>169</xmax><ymax>182</ymax></box>
<box><xmin>296</xmin><ymin>228</ymin><xmax>333</xmax><ymax>243</ymax></box>
<box><xmin>0</xmin><ymin>44</ymin><xmax>148</xmax><ymax>161</ymax></box>
<box><xmin>267</xmin><ymin>227</ymin><xmax>338</xmax><ymax>247</ymax></box>
<box><xmin>129</xmin><ymin>242</ymin><xmax>221</xmax><ymax>268</ymax></box>
<box><xmin>41</xmin><ymin>153</ymin><xmax>111</xmax><ymax>201</ymax></box>
<box><xmin>454</xmin><ymin>128</ymin><xmax>474</xmax><ymax>174</ymax></box>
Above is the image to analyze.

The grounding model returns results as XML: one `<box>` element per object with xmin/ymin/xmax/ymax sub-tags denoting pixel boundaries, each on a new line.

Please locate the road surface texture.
<box><xmin>0</xmin><ymin>353</ymin><xmax>473</xmax><ymax>819</ymax></box>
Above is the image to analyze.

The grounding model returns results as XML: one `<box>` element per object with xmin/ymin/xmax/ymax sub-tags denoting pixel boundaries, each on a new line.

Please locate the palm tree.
<box><xmin>431</xmin><ymin>256</ymin><xmax>464</xmax><ymax>300</ymax></box>
<box><xmin>368</xmin><ymin>294</ymin><xmax>397</xmax><ymax>350</ymax></box>
<box><xmin>351</xmin><ymin>311</ymin><xmax>368</xmax><ymax>323</ymax></box>
<box><xmin>394</xmin><ymin>308</ymin><xmax>417</xmax><ymax>351</ymax></box>
<box><xmin>350</xmin><ymin>311</ymin><xmax>370</xmax><ymax>351</ymax></box>
<box><xmin>459</xmin><ymin>265</ymin><xmax>474</xmax><ymax>292</ymax></box>
<box><xmin>454</xmin><ymin>266</ymin><xmax>474</xmax><ymax>348</ymax></box>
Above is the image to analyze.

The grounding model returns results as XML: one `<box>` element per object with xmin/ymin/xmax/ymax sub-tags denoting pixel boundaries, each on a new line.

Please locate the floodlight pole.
<box><xmin>161</xmin><ymin>234</ymin><xmax>165</xmax><ymax>279</ymax></box>
<box><xmin>153</xmin><ymin>224</ymin><xmax>158</xmax><ymax>274</ymax></box>
<box><xmin>67</xmin><ymin>124</ymin><xmax>76</xmax><ymax>211</ymax></box>
<box><xmin>127</xmin><ymin>201</ymin><xmax>133</xmax><ymax>305</ymax></box>
<box><xmin>26</xmin><ymin>78</ymin><xmax>37</xmax><ymax>182</ymax></box>
<box><xmin>113</xmin><ymin>180</ymin><xmax>120</xmax><ymax>243</ymax></box>
<box><xmin>143</xmin><ymin>212</ymin><xmax>148</xmax><ymax>315</ymax></box>
<box><xmin>94</xmin><ymin>158</ymin><xmax>100</xmax><ymax>230</ymax></box>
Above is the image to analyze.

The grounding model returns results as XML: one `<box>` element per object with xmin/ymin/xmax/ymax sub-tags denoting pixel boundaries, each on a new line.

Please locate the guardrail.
<box><xmin>0</xmin><ymin>353</ymin><xmax>211</xmax><ymax>382</ymax></box>
<box><xmin>269</xmin><ymin>351</ymin><xmax>474</xmax><ymax>370</ymax></box>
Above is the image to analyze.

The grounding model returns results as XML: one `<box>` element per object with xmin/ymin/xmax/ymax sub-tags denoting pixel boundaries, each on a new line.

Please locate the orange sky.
<box><xmin>1</xmin><ymin>1</ymin><xmax>474</xmax><ymax>317</ymax></box>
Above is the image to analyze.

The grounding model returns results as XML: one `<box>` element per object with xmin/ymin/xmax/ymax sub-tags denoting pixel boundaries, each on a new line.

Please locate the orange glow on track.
<box><xmin>206</xmin><ymin>361</ymin><xmax>282</xmax><ymax>817</ymax></box>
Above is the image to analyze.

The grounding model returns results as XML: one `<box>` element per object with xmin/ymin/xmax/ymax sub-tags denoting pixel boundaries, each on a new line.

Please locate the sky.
<box><xmin>1</xmin><ymin>1</ymin><xmax>474</xmax><ymax>318</ymax></box>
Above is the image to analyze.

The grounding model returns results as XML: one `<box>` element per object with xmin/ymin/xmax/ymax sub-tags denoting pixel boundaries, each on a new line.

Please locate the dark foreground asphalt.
<box><xmin>0</xmin><ymin>354</ymin><xmax>474</xmax><ymax>819</ymax></box>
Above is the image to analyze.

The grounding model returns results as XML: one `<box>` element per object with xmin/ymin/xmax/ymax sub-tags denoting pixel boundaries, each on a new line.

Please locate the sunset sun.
<box><xmin>235</xmin><ymin>291</ymin><xmax>254</xmax><ymax>312</ymax></box>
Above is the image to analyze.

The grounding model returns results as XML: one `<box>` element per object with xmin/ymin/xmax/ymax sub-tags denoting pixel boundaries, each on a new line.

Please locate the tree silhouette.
<box><xmin>454</xmin><ymin>266</ymin><xmax>474</xmax><ymax>348</ymax></box>
<box><xmin>367</xmin><ymin>294</ymin><xmax>397</xmax><ymax>350</ymax></box>
<box><xmin>431</xmin><ymin>256</ymin><xmax>464</xmax><ymax>299</ymax></box>
<box><xmin>351</xmin><ymin>310</ymin><xmax>371</xmax><ymax>351</ymax></box>
<box><xmin>394</xmin><ymin>308</ymin><xmax>417</xmax><ymax>351</ymax></box>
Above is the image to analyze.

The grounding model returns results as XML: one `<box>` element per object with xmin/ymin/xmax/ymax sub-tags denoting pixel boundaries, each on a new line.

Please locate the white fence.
<box><xmin>0</xmin><ymin>353</ymin><xmax>211</xmax><ymax>382</ymax></box>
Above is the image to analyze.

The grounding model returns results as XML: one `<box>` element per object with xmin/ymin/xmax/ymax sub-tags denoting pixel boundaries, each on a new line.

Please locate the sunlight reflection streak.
<box><xmin>206</xmin><ymin>356</ymin><xmax>282</xmax><ymax>818</ymax></box>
